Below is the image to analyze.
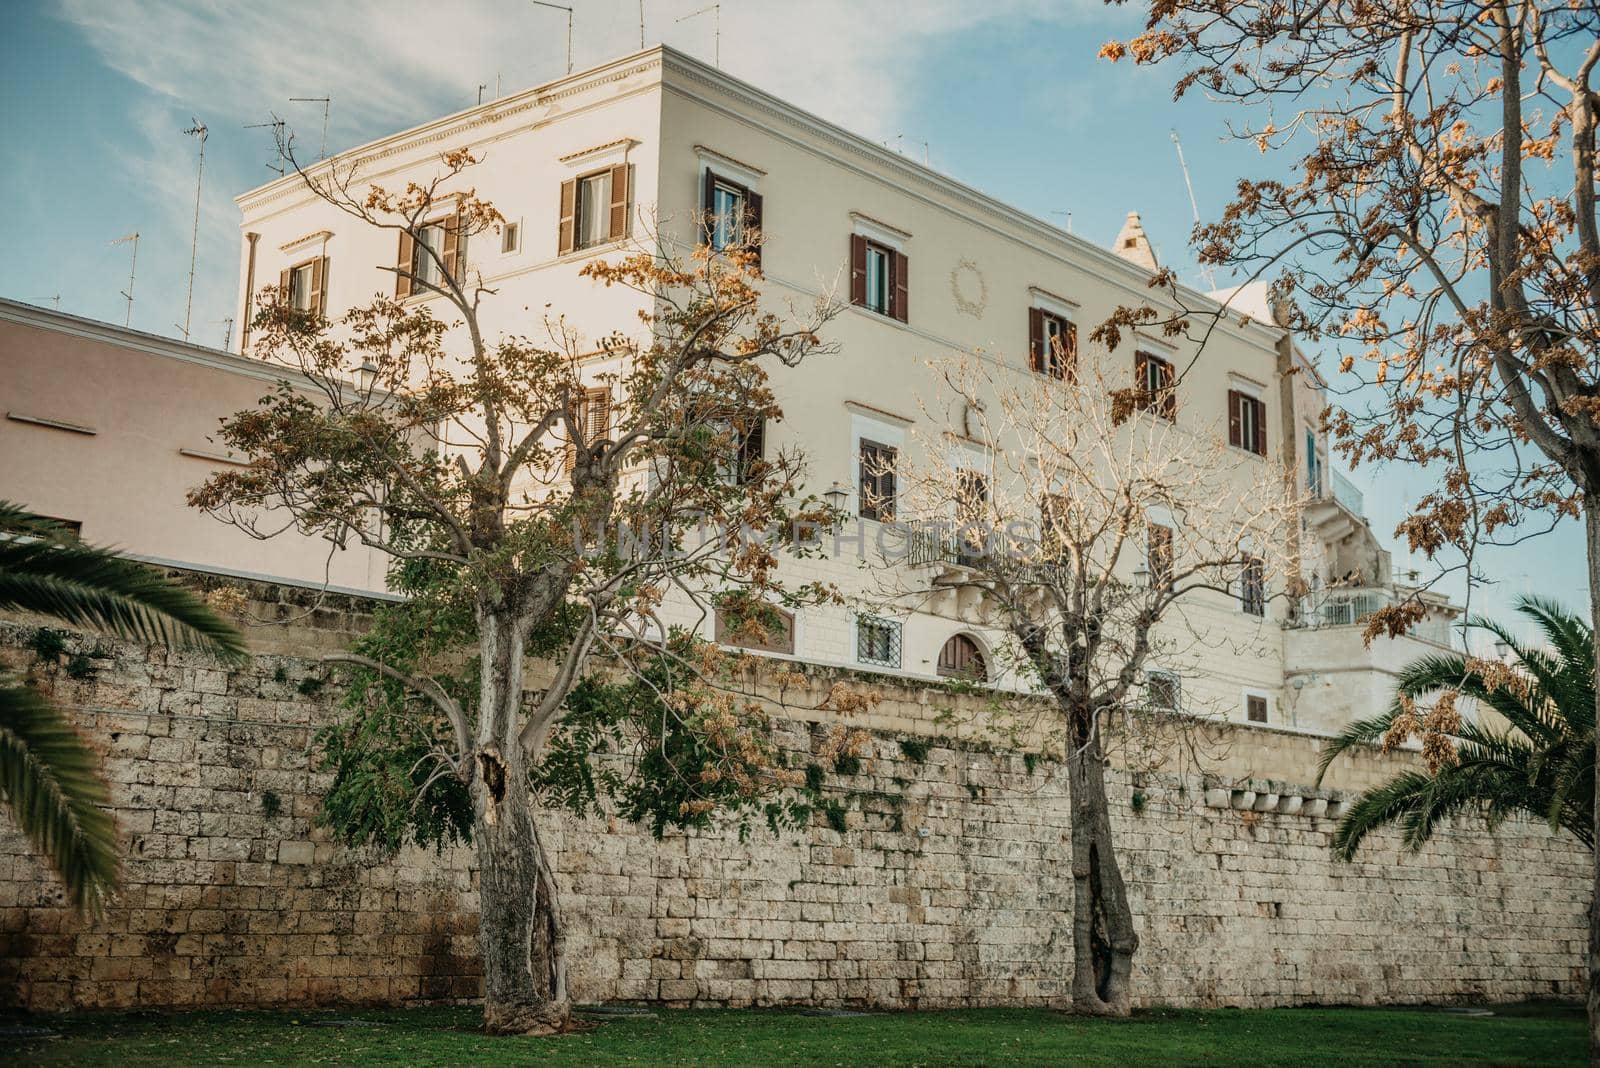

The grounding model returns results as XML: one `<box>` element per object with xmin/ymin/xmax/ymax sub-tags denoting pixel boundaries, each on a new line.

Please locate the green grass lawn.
<box><xmin>3</xmin><ymin>1002</ymin><xmax>1585</xmax><ymax>1067</ymax></box>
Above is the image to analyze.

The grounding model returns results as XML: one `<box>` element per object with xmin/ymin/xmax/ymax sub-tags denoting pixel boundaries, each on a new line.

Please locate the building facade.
<box><xmin>227</xmin><ymin>45</ymin><xmax>1451</xmax><ymax>733</ymax></box>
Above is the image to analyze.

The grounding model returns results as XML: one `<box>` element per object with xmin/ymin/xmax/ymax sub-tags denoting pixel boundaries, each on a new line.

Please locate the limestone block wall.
<box><xmin>0</xmin><ymin>583</ymin><xmax>1587</xmax><ymax>1013</ymax></box>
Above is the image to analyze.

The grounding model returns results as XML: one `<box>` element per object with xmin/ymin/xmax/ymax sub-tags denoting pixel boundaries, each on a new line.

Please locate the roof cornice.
<box><xmin>235</xmin><ymin>49</ymin><xmax>667</xmax><ymax>215</ymax></box>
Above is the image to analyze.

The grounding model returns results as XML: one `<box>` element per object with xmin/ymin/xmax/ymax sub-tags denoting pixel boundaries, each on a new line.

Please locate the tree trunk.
<box><xmin>1585</xmin><ymin>500</ymin><xmax>1600</xmax><ymax>1066</ymax></box>
<box><xmin>473</xmin><ymin>606</ymin><xmax>571</xmax><ymax>1035</ymax></box>
<box><xmin>1066</xmin><ymin>713</ymin><xmax>1140</xmax><ymax>1016</ymax></box>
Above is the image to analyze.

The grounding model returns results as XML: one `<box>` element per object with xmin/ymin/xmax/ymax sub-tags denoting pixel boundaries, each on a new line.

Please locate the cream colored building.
<box><xmin>226</xmin><ymin>45</ymin><xmax>1453</xmax><ymax>732</ymax></box>
<box><xmin>0</xmin><ymin>299</ymin><xmax>394</xmax><ymax>596</ymax></box>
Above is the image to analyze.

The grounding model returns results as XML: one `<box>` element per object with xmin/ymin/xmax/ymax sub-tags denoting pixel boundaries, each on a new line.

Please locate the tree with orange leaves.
<box><xmin>191</xmin><ymin>134</ymin><xmax>838</xmax><ymax>1034</ymax></box>
<box><xmin>1100</xmin><ymin>1</ymin><xmax>1600</xmax><ymax>1053</ymax></box>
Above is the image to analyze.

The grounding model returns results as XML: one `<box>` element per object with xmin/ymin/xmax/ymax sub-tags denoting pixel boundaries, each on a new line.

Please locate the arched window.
<box><xmin>937</xmin><ymin>634</ymin><xmax>987</xmax><ymax>681</ymax></box>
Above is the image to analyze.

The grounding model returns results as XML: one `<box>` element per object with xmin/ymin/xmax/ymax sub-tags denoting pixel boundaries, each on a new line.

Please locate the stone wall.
<box><xmin>0</xmin><ymin>580</ymin><xmax>1587</xmax><ymax>1013</ymax></box>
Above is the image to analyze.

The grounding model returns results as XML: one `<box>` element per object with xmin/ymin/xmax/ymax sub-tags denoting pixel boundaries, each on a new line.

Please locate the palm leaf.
<box><xmin>0</xmin><ymin>680</ymin><xmax>120</xmax><ymax>913</ymax></box>
<box><xmin>0</xmin><ymin>501</ymin><xmax>246</xmax><ymax>661</ymax></box>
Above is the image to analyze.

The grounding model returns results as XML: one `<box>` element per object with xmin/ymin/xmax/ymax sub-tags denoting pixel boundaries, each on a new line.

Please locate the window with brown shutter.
<box><xmin>1135</xmin><ymin>352</ymin><xmax>1176</xmax><ymax>420</ymax></box>
<box><xmin>858</xmin><ymin>438</ymin><xmax>897</xmax><ymax>521</ymax></box>
<box><xmin>1147</xmin><ymin>522</ymin><xmax>1174</xmax><ymax>591</ymax></box>
<box><xmin>1229</xmin><ymin>390</ymin><xmax>1267</xmax><ymax>456</ymax></box>
<box><xmin>937</xmin><ymin>634</ymin><xmax>987</xmax><ymax>681</ymax></box>
<box><xmin>736</xmin><ymin>415</ymin><xmax>765</xmax><ymax>484</ymax></box>
<box><xmin>441</xmin><ymin>213</ymin><xmax>461</xmax><ymax>283</ymax></box>
<box><xmin>1246</xmin><ymin>694</ymin><xmax>1269</xmax><ymax>723</ymax></box>
<box><xmin>849</xmin><ymin>234</ymin><xmax>868</xmax><ymax>306</ymax></box>
<box><xmin>1240</xmin><ymin>553</ymin><xmax>1266</xmax><ymax>616</ymax></box>
<box><xmin>702</xmin><ymin>170</ymin><xmax>763</xmax><ymax>264</ymax></box>
<box><xmin>564</xmin><ymin>386</ymin><xmax>612</xmax><ymax>472</ymax></box>
<box><xmin>850</xmin><ymin>235</ymin><xmax>901</xmax><ymax>318</ymax></box>
<box><xmin>1030</xmin><ymin>308</ymin><xmax>1074</xmax><ymax>379</ymax></box>
<box><xmin>284</xmin><ymin>256</ymin><xmax>327</xmax><ymax>314</ymax></box>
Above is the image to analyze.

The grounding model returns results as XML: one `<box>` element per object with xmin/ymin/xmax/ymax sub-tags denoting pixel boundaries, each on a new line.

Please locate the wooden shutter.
<box><xmin>589</xmin><ymin>387</ymin><xmax>611</xmax><ymax>446</ymax></box>
<box><xmin>1028</xmin><ymin>307</ymin><xmax>1044</xmax><ymax>373</ymax></box>
<box><xmin>738</xmin><ymin>416</ymin><xmax>765</xmax><ymax>483</ymax></box>
<box><xmin>1062</xmin><ymin>320</ymin><xmax>1078</xmax><ymax>380</ymax></box>
<box><xmin>309</xmin><ymin>257</ymin><xmax>327</xmax><ymax>315</ymax></box>
<box><xmin>1227</xmin><ymin>390</ymin><xmax>1242</xmax><ymax>447</ymax></box>
<box><xmin>1254</xmin><ymin>398</ymin><xmax>1268</xmax><ymax>456</ymax></box>
<box><xmin>440</xmin><ymin>215</ymin><xmax>460</xmax><ymax>285</ymax></box>
<box><xmin>744</xmin><ymin>189</ymin><xmax>763</xmax><ymax>266</ymax></box>
<box><xmin>1135</xmin><ymin>352</ymin><xmax>1150</xmax><ymax>406</ymax></box>
<box><xmin>558</xmin><ymin>178</ymin><xmax>577</xmax><ymax>255</ymax></box>
<box><xmin>278</xmin><ymin>268</ymin><xmax>291</xmax><ymax>303</ymax></box>
<box><xmin>608</xmin><ymin>163</ymin><xmax>631</xmax><ymax>242</ymax></box>
<box><xmin>849</xmin><ymin>234</ymin><xmax>867</xmax><ymax>306</ymax></box>
<box><xmin>395</xmin><ymin>232</ymin><xmax>414</xmax><ymax>299</ymax></box>
<box><xmin>1159</xmin><ymin>359</ymin><xmax>1177</xmax><ymax>420</ymax></box>
<box><xmin>892</xmin><ymin>250</ymin><xmax>909</xmax><ymax>322</ymax></box>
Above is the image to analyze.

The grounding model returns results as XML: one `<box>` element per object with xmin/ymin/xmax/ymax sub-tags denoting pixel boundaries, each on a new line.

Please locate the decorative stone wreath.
<box><xmin>949</xmin><ymin>258</ymin><xmax>988</xmax><ymax>318</ymax></box>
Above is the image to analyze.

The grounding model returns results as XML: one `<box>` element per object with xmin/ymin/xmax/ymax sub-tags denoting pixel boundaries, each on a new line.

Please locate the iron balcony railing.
<box><xmin>1291</xmin><ymin>584</ymin><xmax>1454</xmax><ymax>647</ymax></box>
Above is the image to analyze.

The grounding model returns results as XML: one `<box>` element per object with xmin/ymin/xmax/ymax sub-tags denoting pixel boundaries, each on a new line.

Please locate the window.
<box><xmin>1135</xmin><ymin>352</ymin><xmax>1176</xmax><ymax>420</ymax></box>
<box><xmin>714</xmin><ymin>602</ymin><xmax>795</xmax><ymax>655</ymax></box>
<box><xmin>1306</xmin><ymin>430</ymin><xmax>1323</xmax><ymax>496</ymax></box>
<box><xmin>857</xmin><ymin>616</ymin><xmax>902</xmax><ymax>668</ymax></box>
<box><xmin>1228</xmin><ymin>390</ymin><xmax>1267</xmax><ymax>456</ymax></box>
<box><xmin>1240</xmin><ymin>553</ymin><xmax>1266</xmax><ymax>616</ymax></box>
<box><xmin>558</xmin><ymin>164</ymin><xmax>631</xmax><ymax>255</ymax></box>
<box><xmin>1029</xmin><ymin>308</ymin><xmax>1076</xmax><ymax>379</ymax></box>
<box><xmin>280</xmin><ymin>257</ymin><xmax>326</xmax><ymax>314</ymax></box>
<box><xmin>500</xmin><ymin>221</ymin><xmax>520</xmax><ymax>254</ymax></box>
<box><xmin>735</xmin><ymin>415</ymin><xmax>765</xmax><ymax>485</ymax></box>
<box><xmin>1146</xmin><ymin>522</ymin><xmax>1173</xmax><ymax>591</ymax></box>
<box><xmin>1246</xmin><ymin>693</ymin><xmax>1269</xmax><ymax>723</ymax></box>
<box><xmin>1146</xmin><ymin>670</ymin><xmax>1181</xmax><ymax>710</ymax></box>
<box><xmin>859</xmin><ymin>438</ymin><xmax>898</xmax><ymax>521</ymax></box>
<box><xmin>394</xmin><ymin>217</ymin><xmax>463</xmax><ymax>298</ymax></box>
<box><xmin>937</xmin><ymin>634</ymin><xmax>987</xmax><ymax>681</ymax></box>
<box><xmin>850</xmin><ymin>234</ymin><xmax>907</xmax><ymax>322</ymax></box>
<box><xmin>565</xmin><ymin>386</ymin><xmax>612</xmax><ymax>471</ymax></box>
<box><xmin>702</xmin><ymin>170</ymin><xmax>762</xmax><ymax>256</ymax></box>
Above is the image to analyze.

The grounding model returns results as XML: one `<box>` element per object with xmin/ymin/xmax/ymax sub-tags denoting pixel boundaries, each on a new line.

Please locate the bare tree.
<box><xmin>879</xmin><ymin>346</ymin><xmax>1296</xmax><ymax>1014</ymax></box>
<box><xmin>190</xmin><ymin>139</ymin><xmax>838</xmax><ymax>1033</ymax></box>
<box><xmin>1099</xmin><ymin>2</ymin><xmax>1600</xmax><ymax>1051</ymax></box>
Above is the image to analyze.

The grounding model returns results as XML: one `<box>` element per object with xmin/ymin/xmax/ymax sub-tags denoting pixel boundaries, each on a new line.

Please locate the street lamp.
<box><xmin>824</xmin><ymin>481</ymin><xmax>849</xmax><ymax>514</ymax></box>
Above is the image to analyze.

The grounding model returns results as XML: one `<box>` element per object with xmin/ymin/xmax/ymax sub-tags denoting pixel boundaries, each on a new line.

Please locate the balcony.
<box><xmin>1291</xmin><ymin>584</ymin><xmax>1454</xmax><ymax>648</ymax></box>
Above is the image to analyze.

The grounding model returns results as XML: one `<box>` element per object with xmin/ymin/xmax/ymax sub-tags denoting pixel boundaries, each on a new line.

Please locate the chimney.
<box><xmin>1112</xmin><ymin>211</ymin><xmax>1158</xmax><ymax>272</ymax></box>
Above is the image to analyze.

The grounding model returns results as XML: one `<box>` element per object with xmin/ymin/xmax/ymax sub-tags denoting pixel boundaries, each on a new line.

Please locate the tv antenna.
<box><xmin>675</xmin><ymin>4</ymin><xmax>719</xmax><ymax>67</ymax></box>
<box><xmin>893</xmin><ymin>134</ymin><xmax>930</xmax><ymax>166</ymax></box>
<box><xmin>1050</xmin><ymin>210</ymin><xmax>1073</xmax><ymax>234</ymax></box>
<box><xmin>289</xmin><ymin>97</ymin><xmax>330</xmax><ymax>159</ymax></box>
<box><xmin>529</xmin><ymin>1</ymin><xmax>574</xmax><ymax>74</ymax></box>
<box><xmin>220</xmin><ymin>317</ymin><xmax>235</xmax><ymax>350</ymax></box>
<box><xmin>245</xmin><ymin>116</ymin><xmax>286</xmax><ymax>174</ymax></box>
<box><xmin>112</xmin><ymin>232</ymin><xmax>140</xmax><ymax>327</ymax></box>
<box><xmin>180</xmin><ymin>119</ymin><xmax>208</xmax><ymax>341</ymax></box>
<box><xmin>1169</xmin><ymin>129</ymin><xmax>1216</xmax><ymax>288</ymax></box>
<box><xmin>639</xmin><ymin>0</ymin><xmax>646</xmax><ymax>48</ymax></box>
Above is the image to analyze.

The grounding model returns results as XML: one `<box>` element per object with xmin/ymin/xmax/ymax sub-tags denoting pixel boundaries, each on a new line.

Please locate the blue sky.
<box><xmin>1</xmin><ymin>0</ymin><xmax>1585</xmax><ymax>634</ymax></box>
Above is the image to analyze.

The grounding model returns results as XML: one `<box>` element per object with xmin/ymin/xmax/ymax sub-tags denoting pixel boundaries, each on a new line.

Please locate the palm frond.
<box><xmin>0</xmin><ymin>680</ymin><xmax>120</xmax><ymax>913</ymax></box>
<box><xmin>0</xmin><ymin>501</ymin><xmax>245</xmax><ymax>661</ymax></box>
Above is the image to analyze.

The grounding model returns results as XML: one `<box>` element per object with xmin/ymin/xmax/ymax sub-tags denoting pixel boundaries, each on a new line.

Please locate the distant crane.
<box><xmin>1169</xmin><ymin>129</ymin><xmax>1216</xmax><ymax>289</ymax></box>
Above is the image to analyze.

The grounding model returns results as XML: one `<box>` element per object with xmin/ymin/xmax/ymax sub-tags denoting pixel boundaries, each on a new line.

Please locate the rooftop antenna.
<box><xmin>1169</xmin><ymin>129</ymin><xmax>1216</xmax><ymax>288</ymax></box>
<box><xmin>1050</xmin><ymin>210</ymin><xmax>1073</xmax><ymax>234</ymax></box>
<box><xmin>477</xmin><ymin>83</ymin><xmax>487</xmax><ymax>105</ymax></box>
<box><xmin>220</xmin><ymin>317</ymin><xmax>234</xmax><ymax>350</ymax></box>
<box><xmin>245</xmin><ymin>117</ymin><xmax>286</xmax><ymax>174</ymax></box>
<box><xmin>289</xmin><ymin>97</ymin><xmax>330</xmax><ymax>159</ymax></box>
<box><xmin>639</xmin><ymin>0</ymin><xmax>646</xmax><ymax>48</ymax></box>
<box><xmin>180</xmin><ymin>119</ymin><xmax>208</xmax><ymax>341</ymax></box>
<box><xmin>675</xmin><ymin>3</ymin><xmax>719</xmax><ymax>67</ymax></box>
<box><xmin>35</xmin><ymin>294</ymin><xmax>61</xmax><ymax>311</ymax></box>
<box><xmin>112</xmin><ymin>232</ymin><xmax>139</xmax><ymax>328</ymax></box>
<box><xmin>529</xmin><ymin>1</ymin><xmax>574</xmax><ymax>75</ymax></box>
